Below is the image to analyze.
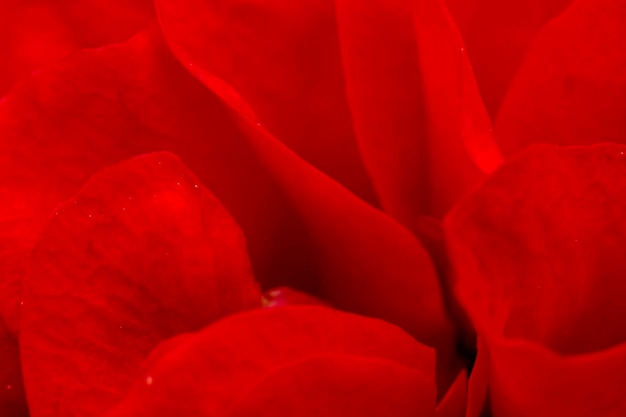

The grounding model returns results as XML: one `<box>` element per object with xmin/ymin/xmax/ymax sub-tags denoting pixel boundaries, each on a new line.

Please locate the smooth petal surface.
<box><xmin>446</xmin><ymin>0</ymin><xmax>573</xmax><ymax>117</ymax></box>
<box><xmin>495</xmin><ymin>0</ymin><xmax>626</xmax><ymax>156</ymax></box>
<box><xmin>0</xmin><ymin>28</ymin><xmax>454</xmax><ymax>358</ymax></box>
<box><xmin>20</xmin><ymin>152</ymin><xmax>260</xmax><ymax>417</ymax></box>
<box><xmin>335</xmin><ymin>0</ymin><xmax>501</xmax><ymax>225</ymax></box>
<box><xmin>446</xmin><ymin>144</ymin><xmax>626</xmax><ymax>416</ymax></box>
<box><xmin>107</xmin><ymin>305</ymin><xmax>436</xmax><ymax>417</ymax></box>
<box><xmin>154</xmin><ymin>0</ymin><xmax>378</xmax><ymax>204</ymax></box>
<box><xmin>0</xmin><ymin>0</ymin><xmax>153</xmax><ymax>97</ymax></box>
<box><xmin>225</xmin><ymin>355</ymin><xmax>434</xmax><ymax>417</ymax></box>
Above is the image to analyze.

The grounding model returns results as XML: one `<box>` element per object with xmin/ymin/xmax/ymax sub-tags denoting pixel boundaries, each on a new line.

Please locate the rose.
<box><xmin>0</xmin><ymin>0</ymin><xmax>478</xmax><ymax>415</ymax></box>
<box><xmin>2</xmin><ymin>0</ymin><xmax>625</xmax><ymax>417</ymax></box>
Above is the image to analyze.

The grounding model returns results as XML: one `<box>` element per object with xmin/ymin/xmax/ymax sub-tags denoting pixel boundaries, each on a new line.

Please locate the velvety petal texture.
<box><xmin>20</xmin><ymin>152</ymin><xmax>261</xmax><ymax>417</ymax></box>
<box><xmin>0</xmin><ymin>27</ymin><xmax>454</xmax><ymax>361</ymax></box>
<box><xmin>446</xmin><ymin>144</ymin><xmax>626</xmax><ymax>416</ymax></box>
<box><xmin>496</xmin><ymin>0</ymin><xmax>626</xmax><ymax>156</ymax></box>
<box><xmin>107</xmin><ymin>306</ymin><xmax>438</xmax><ymax>417</ymax></box>
<box><xmin>154</xmin><ymin>0</ymin><xmax>378</xmax><ymax>205</ymax></box>
<box><xmin>446</xmin><ymin>0</ymin><xmax>573</xmax><ymax>117</ymax></box>
<box><xmin>0</xmin><ymin>0</ymin><xmax>153</xmax><ymax>97</ymax></box>
<box><xmin>335</xmin><ymin>0</ymin><xmax>501</xmax><ymax>225</ymax></box>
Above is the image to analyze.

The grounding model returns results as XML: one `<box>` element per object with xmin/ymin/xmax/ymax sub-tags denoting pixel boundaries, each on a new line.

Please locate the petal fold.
<box><xmin>20</xmin><ymin>152</ymin><xmax>260</xmax><ymax>417</ymax></box>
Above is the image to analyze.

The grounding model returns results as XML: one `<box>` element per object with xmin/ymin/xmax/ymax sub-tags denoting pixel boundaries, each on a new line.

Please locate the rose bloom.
<box><xmin>0</xmin><ymin>0</ymin><xmax>625</xmax><ymax>417</ymax></box>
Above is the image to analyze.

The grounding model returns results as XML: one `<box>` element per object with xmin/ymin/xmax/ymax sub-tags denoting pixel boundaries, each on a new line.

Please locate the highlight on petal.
<box><xmin>335</xmin><ymin>0</ymin><xmax>501</xmax><ymax>225</ymax></box>
<box><xmin>107</xmin><ymin>306</ymin><xmax>437</xmax><ymax>417</ymax></box>
<box><xmin>0</xmin><ymin>28</ymin><xmax>454</xmax><ymax>365</ymax></box>
<box><xmin>446</xmin><ymin>0</ymin><xmax>573</xmax><ymax>117</ymax></box>
<box><xmin>445</xmin><ymin>144</ymin><xmax>626</xmax><ymax>416</ymax></box>
<box><xmin>495</xmin><ymin>0</ymin><xmax>626</xmax><ymax>157</ymax></box>
<box><xmin>20</xmin><ymin>152</ymin><xmax>261</xmax><ymax>417</ymax></box>
<box><xmin>261</xmin><ymin>286</ymin><xmax>326</xmax><ymax>308</ymax></box>
<box><xmin>154</xmin><ymin>0</ymin><xmax>378</xmax><ymax>205</ymax></box>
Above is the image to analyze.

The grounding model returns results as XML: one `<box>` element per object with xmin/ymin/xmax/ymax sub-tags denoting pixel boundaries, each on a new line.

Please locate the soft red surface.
<box><xmin>335</xmin><ymin>0</ymin><xmax>500</xmax><ymax>224</ymax></box>
<box><xmin>0</xmin><ymin>26</ymin><xmax>454</xmax><ymax>358</ymax></box>
<box><xmin>0</xmin><ymin>0</ymin><xmax>153</xmax><ymax>97</ymax></box>
<box><xmin>446</xmin><ymin>144</ymin><xmax>626</xmax><ymax>416</ymax></box>
<box><xmin>446</xmin><ymin>0</ymin><xmax>573</xmax><ymax>117</ymax></box>
<box><xmin>154</xmin><ymin>0</ymin><xmax>378</xmax><ymax>205</ymax></box>
<box><xmin>107</xmin><ymin>305</ymin><xmax>438</xmax><ymax>416</ymax></box>
<box><xmin>20</xmin><ymin>152</ymin><xmax>261</xmax><ymax>417</ymax></box>
<box><xmin>495</xmin><ymin>0</ymin><xmax>626</xmax><ymax>156</ymax></box>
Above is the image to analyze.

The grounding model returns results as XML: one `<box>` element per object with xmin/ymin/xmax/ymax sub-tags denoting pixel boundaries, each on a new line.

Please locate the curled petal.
<box><xmin>20</xmin><ymin>152</ymin><xmax>260</xmax><ymax>417</ymax></box>
<box><xmin>446</xmin><ymin>143</ymin><xmax>626</xmax><ymax>415</ymax></box>
<box><xmin>496</xmin><ymin>0</ymin><xmax>626</xmax><ymax>156</ymax></box>
<box><xmin>108</xmin><ymin>306</ymin><xmax>437</xmax><ymax>417</ymax></box>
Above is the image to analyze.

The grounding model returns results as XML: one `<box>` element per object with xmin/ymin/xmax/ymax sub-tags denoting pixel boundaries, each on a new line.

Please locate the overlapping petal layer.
<box><xmin>107</xmin><ymin>306</ymin><xmax>438</xmax><ymax>417</ymax></box>
<box><xmin>446</xmin><ymin>144</ymin><xmax>626</xmax><ymax>416</ymax></box>
<box><xmin>0</xmin><ymin>27</ymin><xmax>454</xmax><ymax>365</ymax></box>
<box><xmin>20</xmin><ymin>152</ymin><xmax>261</xmax><ymax>417</ymax></box>
<box><xmin>496</xmin><ymin>0</ymin><xmax>626</xmax><ymax>156</ymax></box>
<box><xmin>154</xmin><ymin>0</ymin><xmax>377</xmax><ymax>204</ymax></box>
<box><xmin>0</xmin><ymin>0</ymin><xmax>153</xmax><ymax>97</ymax></box>
<box><xmin>335</xmin><ymin>0</ymin><xmax>501</xmax><ymax>223</ymax></box>
<box><xmin>446</xmin><ymin>0</ymin><xmax>573</xmax><ymax>117</ymax></box>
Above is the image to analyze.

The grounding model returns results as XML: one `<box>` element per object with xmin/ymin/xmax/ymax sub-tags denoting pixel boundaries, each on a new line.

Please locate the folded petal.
<box><xmin>0</xmin><ymin>0</ymin><xmax>153</xmax><ymax>97</ymax></box>
<box><xmin>0</xmin><ymin>28</ymin><xmax>454</xmax><ymax>358</ymax></box>
<box><xmin>445</xmin><ymin>143</ymin><xmax>626</xmax><ymax>416</ymax></box>
<box><xmin>446</xmin><ymin>0</ymin><xmax>573</xmax><ymax>117</ymax></box>
<box><xmin>107</xmin><ymin>305</ymin><xmax>436</xmax><ymax>417</ymax></box>
<box><xmin>495</xmin><ymin>0</ymin><xmax>626</xmax><ymax>156</ymax></box>
<box><xmin>335</xmin><ymin>0</ymin><xmax>501</xmax><ymax>224</ymax></box>
<box><xmin>20</xmin><ymin>152</ymin><xmax>260</xmax><ymax>417</ymax></box>
<box><xmin>154</xmin><ymin>0</ymin><xmax>378</xmax><ymax>204</ymax></box>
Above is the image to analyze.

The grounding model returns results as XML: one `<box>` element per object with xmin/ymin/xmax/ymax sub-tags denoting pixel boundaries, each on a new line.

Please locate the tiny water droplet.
<box><xmin>194</xmin><ymin>184</ymin><xmax>199</xmax><ymax>189</ymax></box>
<box><xmin>176</xmin><ymin>182</ymin><xmax>181</xmax><ymax>186</ymax></box>
<box><xmin>88</xmin><ymin>214</ymin><xmax>92</xmax><ymax>218</ymax></box>
<box><xmin>6</xmin><ymin>384</ymin><xmax>12</xmax><ymax>390</ymax></box>
<box><xmin>146</xmin><ymin>376</ymin><xmax>153</xmax><ymax>386</ymax></box>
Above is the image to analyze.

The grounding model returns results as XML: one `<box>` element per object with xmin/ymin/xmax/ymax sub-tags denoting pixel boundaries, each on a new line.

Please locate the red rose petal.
<box><xmin>446</xmin><ymin>0</ymin><xmax>573</xmax><ymax>117</ymax></box>
<box><xmin>20</xmin><ymin>152</ymin><xmax>261</xmax><ymax>417</ymax></box>
<box><xmin>0</xmin><ymin>28</ymin><xmax>453</xmax><ymax>356</ymax></box>
<box><xmin>53</xmin><ymin>0</ymin><xmax>153</xmax><ymax>46</ymax></box>
<box><xmin>154</xmin><ymin>0</ymin><xmax>378</xmax><ymax>205</ymax></box>
<box><xmin>495</xmin><ymin>0</ymin><xmax>626</xmax><ymax>156</ymax></box>
<box><xmin>445</xmin><ymin>144</ymin><xmax>626</xmax><ymax>415</ymax></box>
<box><xmin>435</xmin><ymin>370</ymin><xmax>467</xmax><ymax>417</ymax></box>
<box><xmin>487</xmin><ymin>337</ymin><xmax>626</xmax><ymax>417</ymax></box>
<box><xmin>335</xmin><ymin>0</ymin><xmax>501</xmax><ymax>224</ymax></box>
<box><xmin>107</xmin><ymin>305</ymin><xmax>436</xmax><ymax>417</ymax></box>
<box><xmin>225</xmin><ymin>355</ymin><xmax>434</xmax><ymax>417</ymax></box>
<box><xmin>0</xmin><ymin>0</ymin><xmax>153</xmax><ymax>98</ymax></box>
